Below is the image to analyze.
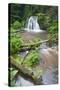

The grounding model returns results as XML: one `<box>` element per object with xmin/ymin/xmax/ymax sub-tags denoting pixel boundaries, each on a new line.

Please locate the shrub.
<box><xmin>47</xmin><ymin>20</ymin><xmax>58</xmax><ymax>45</ymax></box>
<box><xmin>23</xmin><ymin>50</ymin><xmax>40</xmax><ymax>67</ymax></box>
<box><xmin>10</xmin><ymin>28</ymin><xmax>23</xmax><ymax>54</ymax></box>
<box><xmin>12</xmin><ymin>21</ymin><xmax>22</xmax><ymax>29</ymax></box>
<box><xmin>48</xmin><ymin>20</ymin><xmax>58</xmax><ymax>34</ymax></box>
<box><xmin>36</xmin><ymin>13</ymin><xmax>51</xmax><ymax>30</ymax></box>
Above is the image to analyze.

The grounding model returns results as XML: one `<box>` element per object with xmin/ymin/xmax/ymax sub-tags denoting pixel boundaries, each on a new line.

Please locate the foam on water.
<box><xmin>24</xmin><ymin>16</ymin><xmax>45</xmax><ymax>33</ymax></box>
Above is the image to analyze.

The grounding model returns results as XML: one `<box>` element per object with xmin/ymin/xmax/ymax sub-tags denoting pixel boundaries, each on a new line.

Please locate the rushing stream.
<box><xmin>15</xmin><ymin>44</ymin><xmax>58</xmax><ymax>86</ymax></box>
<box><xmin>40</xmin><ymin>46</ymin><xmax>58</xmax><ymax>85</ymax></box>
<box><xmin>14</xmin><ymin>16</ymin><xmax>58</xmax><ymax>86</ymax></box>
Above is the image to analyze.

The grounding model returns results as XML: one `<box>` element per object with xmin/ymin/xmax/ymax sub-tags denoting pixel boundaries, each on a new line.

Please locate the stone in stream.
<box><xmin>42</xmin><ymin>68</ymin><xmax>58</xmax><ymax>85</ymax></box>
<box><xmin>15</xmin><ymin>75</ymin><xmax>34</xmax><ymax>86</ymax></box>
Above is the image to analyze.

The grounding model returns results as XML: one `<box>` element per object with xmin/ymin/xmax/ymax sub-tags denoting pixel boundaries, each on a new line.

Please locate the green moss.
<box><xmin>12</xmin><ymin>54</ymin><xmax>23</xmax><ymax>65</ymax></box>
<box><xmin>32</xmin><ymin>66</ymin><xmax>43</xmax><ymax>79</ymax></box>
<box><xmin>33</xmin><ymin>37</ymin><xmax>41</xmax><ymax>43</ymax></box>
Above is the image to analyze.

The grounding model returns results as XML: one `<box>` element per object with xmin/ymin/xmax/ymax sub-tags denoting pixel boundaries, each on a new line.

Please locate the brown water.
<box><xmin>15</xmin><ymin>31</ymin><xmax>58</xmax><ymax>86</ymax></box>
<box><xmin>40</xmin><ymin>47</ymin><xmax>58</xmax><ymax>84</ymax></box>
<box><xmin>19</xmin><ymin>31</ymin><xmax>47</xmax><ymax>43</ymax></box>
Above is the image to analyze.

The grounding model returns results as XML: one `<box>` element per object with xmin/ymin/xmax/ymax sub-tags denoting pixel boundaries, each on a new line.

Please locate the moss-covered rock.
<box><xmin>11</xmin><ymin>54</ymin><xmax>23</xmax><ymax>65</ymax></box>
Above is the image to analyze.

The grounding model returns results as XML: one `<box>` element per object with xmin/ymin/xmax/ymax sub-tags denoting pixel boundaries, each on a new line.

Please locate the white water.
<box><xmin>24</xmin><ymin>16</ymin><xmax>45</xmax><ymax>33</ymax></box>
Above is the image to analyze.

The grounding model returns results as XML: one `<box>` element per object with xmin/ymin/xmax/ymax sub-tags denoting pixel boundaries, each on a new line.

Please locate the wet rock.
<box><xmin>15</xmin><ymin>75</ymin><xmax>34</xmax><ymax>86</ymax></box>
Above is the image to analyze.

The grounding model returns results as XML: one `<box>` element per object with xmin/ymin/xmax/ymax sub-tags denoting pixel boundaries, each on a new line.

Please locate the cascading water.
<box><xmin>24</xmin><ymin>16</ymin><xmax>44</xmax><ymax>32</ymax></box>
<box><xmin>15</xmin><ymin>16</ymin><xmax>58</xmax><ymax>86</ymax></box>
<box><xmin>27</xmin><ymin>16</ymin><xmax>40</xmax><ymax>30</ymax></box>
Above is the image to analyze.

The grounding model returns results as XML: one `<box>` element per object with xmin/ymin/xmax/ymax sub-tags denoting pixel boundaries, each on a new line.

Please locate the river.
<box><xmin>14</xmin><ymin>31</ymin><xmax>58</xmax><ymax>86</ymax></box>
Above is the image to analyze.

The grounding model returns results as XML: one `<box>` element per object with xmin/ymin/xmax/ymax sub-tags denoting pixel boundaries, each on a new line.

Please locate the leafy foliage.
<box><xmin>48</xmin><ymin>20</ymin><xmax>58</xmax><ymax>34</ymax></box>
<box><xmin>12</xmin><ymin>21</ymin><xmax>22</xmax><ymax>29</ymax></box>
<box><xmin>23</xmin><ymin>50</ymin><xmax>40</xmax><ymax>67</ymax></box>
<box><xmin>9</xmin><ymin>67</ymin><xmax>18</xmax><ymax>86</ymax></box>
<box><xmin>12</xmin><ymin>20</ymin><xmax>25</xmax><ymax>30</ymax></box>
<box><xmin>47</xmin><ymin>20</ymin><xmax>58</xmax><ymax>45</ymax></box>
<box><xmin>10</xmin><ymin>28</ymin><xmax>23</xmax><ymax>54</ymax></box>
<box><xmin>36</xmin><ymin>13</ymin><xmax>51</xmax><ymax>30</ymax></box>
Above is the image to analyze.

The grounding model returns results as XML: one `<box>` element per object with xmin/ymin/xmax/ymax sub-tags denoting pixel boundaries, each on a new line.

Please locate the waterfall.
<box><xmin>27</xmin><ymin>16</ymin><xmax>40</xmax><ymax>30</ymax></box>
<box><xmin>24</xmin><ymin>16</ymin><xmax>44</xmax><ymax>32</ymax></box>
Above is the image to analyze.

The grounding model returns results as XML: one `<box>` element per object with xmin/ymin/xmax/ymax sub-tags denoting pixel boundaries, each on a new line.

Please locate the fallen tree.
<box><xmin>10</xmin><ymin>56</ymin><xmax>43</xmax><ymax>85</ymax></box>
<box><xmin>19</xmin><ymin>40</ymin><xmax>48</xmax><ymax>51</ymax></box>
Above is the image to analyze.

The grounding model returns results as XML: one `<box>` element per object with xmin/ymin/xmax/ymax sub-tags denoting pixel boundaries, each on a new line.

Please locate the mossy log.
<box><xmin>21</xmin><ymin>40</ymin><xmax>48</xmax><ymax>47</ymax></box>
<box><xmin>10</xmin><ymin>56</ymin><xmax>43</xmax><ymax>84</ymax></box>
<box><xmin>20</xmin><ymin>40</ymin><xmax>48</xmax><ymax>51</ymax></box>
<box><xmin>10</xmin><ymin>56</ymin><xmax>33</xmax><ymax>76</ymax></box>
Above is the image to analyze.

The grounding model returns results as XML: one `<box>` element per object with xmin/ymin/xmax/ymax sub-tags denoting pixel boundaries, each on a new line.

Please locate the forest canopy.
<box><xmin>9</xmin><ymin>4</ymin><xmax>58</xmax><ymax>30</ymax></box>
